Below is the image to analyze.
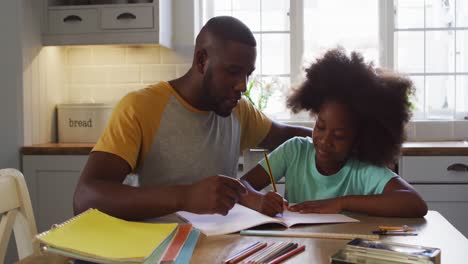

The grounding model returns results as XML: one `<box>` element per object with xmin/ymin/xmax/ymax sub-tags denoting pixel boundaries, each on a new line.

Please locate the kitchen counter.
<box><xmin>21</xmin><ymin>143</ymin><xmax>94</xmax><ymax>155</ymax></box>
<box><xmin>401</xmin><ymin>141</ymin><xmax>468</xmax><ymax>155</ymax></box>
<box><xmin>21</xmin><ymin>141</ymin><xmax>468</xmax><ymax>156</ymax></box>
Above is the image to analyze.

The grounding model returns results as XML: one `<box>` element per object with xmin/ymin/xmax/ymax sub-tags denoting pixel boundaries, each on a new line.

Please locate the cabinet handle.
<box><xmin>116</xmin><ymin>12</ymin><xmax>137</xmax><ymax>20</ymax></box>
<box><xmin>447</xmin><ymin>163</ymin><xmax>468</xmax><ymax>172</ymax></box>
<box><xmin>63</xmin><ymin>15</ymin><xmax>83</xmax><ymax>23</ymax></box>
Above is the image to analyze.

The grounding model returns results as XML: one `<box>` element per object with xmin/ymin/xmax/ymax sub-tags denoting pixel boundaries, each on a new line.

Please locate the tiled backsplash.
<box><xmin>65</xmin><ymin>45</ymin><xmax>191</xmax><ymax>103</ymax></box>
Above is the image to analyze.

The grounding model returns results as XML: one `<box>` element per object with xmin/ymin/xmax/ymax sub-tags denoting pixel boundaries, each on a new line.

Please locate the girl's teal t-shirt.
<box><xmin>259</xmin><ymin>137</ymin><xmax>397</xmax><ymax>203</ymax></box>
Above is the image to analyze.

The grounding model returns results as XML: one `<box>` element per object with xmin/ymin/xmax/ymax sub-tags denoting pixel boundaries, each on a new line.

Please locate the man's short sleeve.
<box><xmin>93</xmin><ymin>83</ymin><xmax>173</xmax><ymax>170</ymax></box>
<box><xmin>92</xmin><ymin>94</ymin><xmax>142</xmax><ymax>170</ymax></box>
<box><xmin>234</xmin><ymin>98</ymin><xmax>272</xmax><ymax>151</ymax></box>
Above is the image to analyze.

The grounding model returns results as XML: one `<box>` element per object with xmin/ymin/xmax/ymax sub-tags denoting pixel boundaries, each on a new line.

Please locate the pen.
<box><xmin>263</xmin><ymin>152</ymin><xmax>277</xmax><ymax>192</ymax></box>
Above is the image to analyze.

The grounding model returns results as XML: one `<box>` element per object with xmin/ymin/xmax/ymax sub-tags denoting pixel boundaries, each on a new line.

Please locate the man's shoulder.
<box><xmin>119</xmin><ymin>82</ymin><xmax>174</xmax><ymax>111</ymax></box>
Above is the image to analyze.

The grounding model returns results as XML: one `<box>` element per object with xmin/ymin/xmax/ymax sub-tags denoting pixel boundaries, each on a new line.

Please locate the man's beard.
<box><xmin>202</xmin><ymin>70</ymin><xmax>233</xmax><ymax>117</ymax></box>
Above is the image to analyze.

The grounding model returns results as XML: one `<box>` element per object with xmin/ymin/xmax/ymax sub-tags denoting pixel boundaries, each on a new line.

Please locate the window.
<box><xmin>202</xmin><ymin>0</ymin><xmax>468</xmax><ymax>121</ymax></box>
<box><xmin>395</xmin><ymin>0</ymin><xmax>468</xmax><ymax>120</ymax></box>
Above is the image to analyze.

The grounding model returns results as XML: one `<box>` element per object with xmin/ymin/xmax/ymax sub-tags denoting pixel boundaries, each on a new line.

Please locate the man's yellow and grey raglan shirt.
<box><xmin>93</xmin><ymin>81</ymin><xmax>272</xmax><ymax>186</ymax></box>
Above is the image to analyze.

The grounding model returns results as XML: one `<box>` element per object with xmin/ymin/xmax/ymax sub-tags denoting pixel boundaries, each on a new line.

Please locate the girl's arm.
<box><xmin>289</xmin><ymin>177</ymin><xmax>428</xmax><ymax>218</ymax></box>
<box><xmin>341</xmin><ymin>177</ymin><xmax>428</xmax><ymax>217</ymax></box>
<box><xmin>239</xmin><ymin>164</ymin><xmax>286</xmax><ymax>216</ymax></box>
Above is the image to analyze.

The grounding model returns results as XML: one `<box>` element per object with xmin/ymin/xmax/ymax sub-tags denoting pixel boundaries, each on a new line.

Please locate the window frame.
<box><xmin>201</xmin><ymin>0</ymin><xmax>468</xmax><ymax>121</ymax></box>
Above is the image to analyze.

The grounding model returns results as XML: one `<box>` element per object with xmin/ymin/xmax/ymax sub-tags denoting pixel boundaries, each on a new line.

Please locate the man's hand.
<box><xmin>288</xmin><ymin>197</ymin><xmax>344</xmax><ymax>214</ymax></box>
<box><xmin>182</xmin><ymin>175</ymin><xmax>247</xmax><ymax>215</ymax></box>
<box><xmin>255</xmin><ymin>191</ymin><xmax>288</xmax><ymax>217</ymax></box>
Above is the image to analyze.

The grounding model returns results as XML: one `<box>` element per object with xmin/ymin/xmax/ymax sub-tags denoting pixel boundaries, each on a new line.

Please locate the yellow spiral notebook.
<box><xmin>36</xmin><ymin>208</ymin><xmax>178</xmax><ymax>263</ymax></box>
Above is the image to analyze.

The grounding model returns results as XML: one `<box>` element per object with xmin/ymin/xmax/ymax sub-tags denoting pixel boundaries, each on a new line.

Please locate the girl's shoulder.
<box><xmin>351</xmin><ymin>159</ymin><xmax>397</xmax><ymax>178</ymax></box>
<box><xmin>283</xmin><ymin>136</ymin><xmax>313</xmax><ymax>149</ymax></box>
<box><xmin>276</xmin><ymin>136</ymin><xmax>313</xmax><ymax>157</ymax></box>
<box><xmin>285</xmin><ymin>136</ymin><xmax>312</xmax><ymax>145</ymax></box>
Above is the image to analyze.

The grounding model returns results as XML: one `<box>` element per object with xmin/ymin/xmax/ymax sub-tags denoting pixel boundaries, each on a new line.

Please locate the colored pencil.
<box><xmin>223</xmin><ymin>242</ymin><xmax>261</xmax><ymax>264</ymax></box>
<box><xmin>249</xmin><ymin>242</ymin><xmax>285</xmax><ymax>263</ymax></box>
<box><xmin>267</xmin><ymin>245</ymin><xmax>305</xmax><ymax>264</ymax></box>
<box><xmin>242</xmin><ymin>242</ymin><xmax>276</xmax><ymax>263</ymax></box>
<box><xmin>224</xmin><ymin>242</ymin><xmax>267</xmax><ymax>264</ymax></box>
<box><xmin>262</xmin><ymin>243</ymin><xmax>298</xmax><ymax>263</ymax></box>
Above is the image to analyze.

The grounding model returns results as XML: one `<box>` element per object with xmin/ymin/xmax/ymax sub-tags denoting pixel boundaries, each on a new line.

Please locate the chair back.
<box><xmin>0</xmin><ymin>168</ymin><xmax>39</xmax><ymax>263</ymax></box>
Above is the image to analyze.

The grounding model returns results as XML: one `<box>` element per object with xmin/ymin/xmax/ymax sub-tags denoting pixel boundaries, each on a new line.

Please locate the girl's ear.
<box><xmin>195</xmin><ymin>48</ymin><xmax>208</xmax><ymax>74</ymax></box>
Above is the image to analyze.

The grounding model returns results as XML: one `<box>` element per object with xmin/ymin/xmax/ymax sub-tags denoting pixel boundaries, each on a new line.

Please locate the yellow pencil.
<box><xmin>263</xmin><ymin>152</ymin><xmax>277</xmax><ymax>192</ymax></box>
<box><xmin>378</xmin><ymin>225</ymin><xmax>413</xmax><ymax>231</ymax></box>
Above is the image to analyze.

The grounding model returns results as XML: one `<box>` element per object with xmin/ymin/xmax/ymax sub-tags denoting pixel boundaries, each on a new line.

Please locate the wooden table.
<box><xmin>18</xmin><ymin>211</ymin><xmax>468</xmax><ymax>264</ymax></box>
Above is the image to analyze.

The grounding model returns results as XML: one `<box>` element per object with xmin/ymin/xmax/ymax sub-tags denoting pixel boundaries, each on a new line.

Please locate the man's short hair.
<box><xmin>201</xmin><ymin>16</ymin><xmax>256</xmax><ymax>47</ymax></box>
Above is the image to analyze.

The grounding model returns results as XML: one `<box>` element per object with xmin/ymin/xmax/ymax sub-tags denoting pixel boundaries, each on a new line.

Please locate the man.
<box><xmin>73</xmin><ymin>16</ymin><xmax>311</xmax><ymax>220</ymax></box>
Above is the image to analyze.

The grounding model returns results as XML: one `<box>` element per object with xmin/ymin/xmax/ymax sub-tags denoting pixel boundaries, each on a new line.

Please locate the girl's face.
<box><xmin>312</xmin><ymin>100</ymin><xmax>357</xmax><ymax>175</ymax></box>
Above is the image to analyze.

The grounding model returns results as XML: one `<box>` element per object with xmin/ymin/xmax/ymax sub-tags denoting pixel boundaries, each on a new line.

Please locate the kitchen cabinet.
<box><xmin>42</xmin><ymin>0</ymin><xmax>172</xmax><ymax>46</ymax></box>
<box><xmin>22</xmin><ymin>155</ymin><xmax>88</xmax><ymax>232</ymax></box>
<box><xmin>399</xmin><ymin>155</ymin><xmax>468</xmax><ymax>237</ymax></box>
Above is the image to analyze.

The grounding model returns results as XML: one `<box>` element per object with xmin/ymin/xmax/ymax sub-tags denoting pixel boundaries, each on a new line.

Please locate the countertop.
<box><xmin>21</xmin><ymin>141</ymin><xmax>468</xmax><ymax>155</ymax></box>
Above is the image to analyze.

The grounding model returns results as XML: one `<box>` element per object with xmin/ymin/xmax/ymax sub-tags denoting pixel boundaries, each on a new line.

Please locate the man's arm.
<box><xmin>258</xmin><ymin>121</ymin><xmax>312</xmax><ymax>150</ymax></box>
<box><xmin>73</xmin><ymin>151</ymin><xmax>246</xmax><ymax>221</ymax></box>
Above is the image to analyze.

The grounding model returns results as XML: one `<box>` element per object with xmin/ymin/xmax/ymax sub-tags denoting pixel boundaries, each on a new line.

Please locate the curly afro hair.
<box><xmin>287</xmin><ymin>48</ymin><xmax>414</xmax><ymax>166</ymax></box>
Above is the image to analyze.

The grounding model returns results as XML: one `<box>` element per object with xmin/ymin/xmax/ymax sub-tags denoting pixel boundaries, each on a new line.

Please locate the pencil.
<box><xmin>267</xmin><ymin>245</ymin><xmax>305</xmax><ymax>264</ymax></box>
<box><xmin>378</xmin><ymin>225</ymin><xmax>413</xmax><ymax>231</ymax></box>
<box><xmin>263</xmin><ymin>152</ymin><xmax>277</xmax><ymax>192</ymax></box>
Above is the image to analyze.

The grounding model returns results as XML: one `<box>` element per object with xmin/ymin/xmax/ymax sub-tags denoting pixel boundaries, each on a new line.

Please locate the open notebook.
<box><xmin>177</xmin><ymin>204</ymin><xmax>359</xmax><ymax>236</ymax></box>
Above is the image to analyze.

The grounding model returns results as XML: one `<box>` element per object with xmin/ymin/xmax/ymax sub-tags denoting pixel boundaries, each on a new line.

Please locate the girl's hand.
<box><xmin>288</xmin><ymin>197</ymin><xmax>344</xmax><ymax>214</ymax></box>
<box><xmin>257</xmin><ymin>191</ymin><xmax>288</xmax><ymax>217</ymax></box>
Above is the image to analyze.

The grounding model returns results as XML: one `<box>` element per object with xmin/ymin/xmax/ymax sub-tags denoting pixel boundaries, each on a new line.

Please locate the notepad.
<box><xmin>177</xmin><ymin>204</ymin><xmax>359</xmax><ymax>236</ymax></box>
<box><xmin>36</xmin><ymin>208</ymin><xmax>178</xmax><ymax>263</ymax></box>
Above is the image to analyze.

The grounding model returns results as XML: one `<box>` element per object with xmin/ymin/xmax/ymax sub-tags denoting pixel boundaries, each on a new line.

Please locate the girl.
<box><xmin>239</xmin><ymin>48</ymin><xmax>428</xmax><ymax>218</ymax></box>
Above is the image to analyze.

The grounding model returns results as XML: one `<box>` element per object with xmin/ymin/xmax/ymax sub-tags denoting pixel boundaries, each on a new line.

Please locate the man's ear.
<box><xmin>195</xmin><ymin>49</ymin><xmax>208</xmax><ymax>74</ymax></box>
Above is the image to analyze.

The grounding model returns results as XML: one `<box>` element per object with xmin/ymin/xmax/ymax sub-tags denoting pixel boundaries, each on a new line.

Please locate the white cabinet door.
<box><xmin>399</xmin><ymin>155</ymin><xmax>468</xmax><ymax>238</ymax></box>
<box><xmin>399</xmin><ymin>156</ymin><xmax>468</xmax><ymax>183</ymax></box>
<box><xmin>22</xmin><ymin>155</ymin><xmax>88</xmax><ymax>232</ymax></box>
<box><xmin>412</xmin><ymin>184</ymin><xmax>468</xmax><ymax>237</ymax></box>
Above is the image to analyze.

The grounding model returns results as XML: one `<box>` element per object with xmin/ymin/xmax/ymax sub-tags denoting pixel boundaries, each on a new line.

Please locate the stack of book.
<box><xmin>36</xmin><ymin>208</ymin><xmax>200</xmax><ymax>264</ymax></box>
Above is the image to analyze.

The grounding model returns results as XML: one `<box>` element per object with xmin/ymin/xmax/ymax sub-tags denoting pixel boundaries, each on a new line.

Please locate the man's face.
<box><xmin>203</xmin><ymin>41</ymin><xmax>256</xmax><ymax>117</ymax></box>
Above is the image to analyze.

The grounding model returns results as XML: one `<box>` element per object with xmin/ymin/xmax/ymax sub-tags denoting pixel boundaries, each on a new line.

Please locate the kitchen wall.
<box><xmin>0</xmin><ymin>1</ymin><xmax>23</xmax><ymax>169</ymax></box>
<box><xmin>64</xmin><ymin>45</ymin><xmax>191</xmax><ymax>103</ymax></box>
<box><xmin>33</xmin><ymin>45</ymin><xmax>192</xmax><ymax>144</ymax></box>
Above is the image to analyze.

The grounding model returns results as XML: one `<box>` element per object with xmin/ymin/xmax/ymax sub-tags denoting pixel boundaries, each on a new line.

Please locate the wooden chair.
<box><xmin>0</xmin><ymin>168</ymin><xmax>39</xmax><ymax>263</ymax></box>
